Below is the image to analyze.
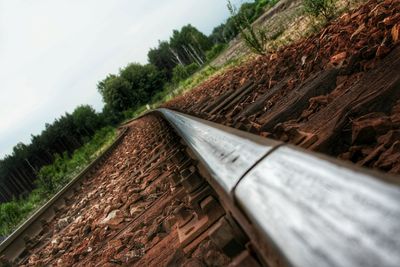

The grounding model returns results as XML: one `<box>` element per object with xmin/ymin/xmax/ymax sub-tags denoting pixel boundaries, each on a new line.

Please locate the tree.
<box><xmin>72</xmin><ymin>105</ymin><xmax>102</xmax><ymax>136</ymax></box>
<box><xmin>98</xmin><ymin>63</ymin><xmax>166</xmax><ymax>115</ymax></box>
<box><xmin>120</xmin><ymin>63</ymin><xmax>166</xmax><ymax>105</ymax></box>
<box><xmin>169</xmin><ymin>24</ymin><xmax>213</xmax><ymax>66</ymax></box>
<box><xmin>172</xmin><ymin>63</ymin><xmax>199</xmax><ymax>84</ymax></box>
<box><xmin>98</xmin><ymin>75</ymin><xmax>132</xmax><ymax>113</ymax></box>
<box><xmin>148</xmin><ymin>41</ymin><xmax>177</xmax><ymax>79</ymax></box>
<box><xmin>0</xmin><ymin>103</ymin><xmax>106</xmax><ymax>203</ymax></box>
<box><xmin>209</xmin><ymin>24</ymin><xmax>229</xmax><ymax>44</ymax></box>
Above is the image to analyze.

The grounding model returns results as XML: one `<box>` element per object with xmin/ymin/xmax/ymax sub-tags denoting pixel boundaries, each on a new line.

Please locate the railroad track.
<box><xmin>1</xmin><ymin>109</ymin><xmax>400</xmax><ymax>267</ymax></box>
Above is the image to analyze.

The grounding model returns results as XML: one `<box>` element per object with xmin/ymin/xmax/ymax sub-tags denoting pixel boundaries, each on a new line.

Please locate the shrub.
<box><xmin>227</xmin><ymin>0</ymin><xmax>269</xmax><ymax>55</ymax></box>
<box><xmin>172</xmin><ymin>63</ymin><xmax>200</xmax><ymax>84</ymax></box>
<box><xmin>303</xmin><ymin>0</ymin><xmax>336</xmax><ymax>20</ymax></box>
<box><xmin>206</xmin><ymin>44</ymin><xmax>227</xmax><ymax>62</ymax></box>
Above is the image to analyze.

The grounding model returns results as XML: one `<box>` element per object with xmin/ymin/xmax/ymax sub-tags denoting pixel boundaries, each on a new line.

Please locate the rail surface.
<box><xmin>1</xmin><ymin>108</ymin><xmax>400</xmax><ymax>267</ymax></box>
<box><xmin>155</xmin><ymin>109</ymin><xmax>400</xmax><ymax>267</ymax></box>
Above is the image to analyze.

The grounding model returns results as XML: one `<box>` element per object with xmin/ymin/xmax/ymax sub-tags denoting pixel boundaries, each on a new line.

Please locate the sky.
<box><xmin>0</xmin><ymin>0</ymin><xmax>242</xmax><ymax>159</ymax></box>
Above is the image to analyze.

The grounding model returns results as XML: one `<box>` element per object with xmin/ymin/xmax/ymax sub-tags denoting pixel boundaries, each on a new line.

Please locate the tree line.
<box><xmin>0</xmin><ymin>0</ymin><xmax>274</xmax><ymax>203</ymax></box>
<box><xmin>0</xmin><ymin>105</ymin><xmax>109</xmax><ymax>202</ymax></box>
<box><xmin>98</xmin><ymin>0</ymin><xmax>272</xmax><ymax>117</ymax></box>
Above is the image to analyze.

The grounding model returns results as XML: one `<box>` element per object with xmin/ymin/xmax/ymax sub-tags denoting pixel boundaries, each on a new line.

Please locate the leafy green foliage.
<box><xmin>303</xmin><ymin>0</ymin><xmax>336</xmax><ymax>20</ymax></box>
<box><xmin>120</xmin><ymin>63</ymin><xmax>166</xmax><ymax>101</ymax></box>
<box><xmin>169</xmin><ymin>24</ymin><xmax>213</xmax><ymax>66</ymax></box>
<box><xmin>172</xmin><ymin>63</ymin><xmax>200</xmax><ymax>84</ymax></box>
<box><xmin>148</xmin><ymin>24</ymin><xmax>214</xmax><ymax>81</ymax></box>
<box><xmin>208</xmin><ymin>0</ymin><xmax>275</xmax><ymax>48</ymax></box>
<box><xmin>97</xmin><ymin>63</ymin><xmax>166</xmax><ymax>115</ymax></box>
<box><xmin>209</xmin><ymin>24</ymin><xmax>228</xmax><ymax>44</ymax></box>
<box><xmin>0</xmin><ymin>197</ymin><xmax>39</xmax><ymax>236</ymax></box>
<box><xmin>148</xmin><ymin>41</ymin><xmax>177</xmax><ymax>79</ymax></box>
<box><xmin>0</xmin><ymin>127</ymin><xmax>116</xmax><ymax>236</ymax></box>
<box><xmin>206</xmin><ymin>44</ymin><xmax>227</xmax><ymax>61</ymax></box>
<box><xmin>227</xmin><ymin>0</ymin><xmax>269</xmax><ymax>55</ymax></box>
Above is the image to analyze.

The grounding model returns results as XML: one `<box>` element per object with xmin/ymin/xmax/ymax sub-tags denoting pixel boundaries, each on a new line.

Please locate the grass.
<box><xmin>149</xmin><ymin>55</ymin><xmax>251</xmax><ymax>109</ymax></box>
<box><xmin>0</xmin><ymin>126</ymin><xmax>116</xmax><ymax>237</ymax></box>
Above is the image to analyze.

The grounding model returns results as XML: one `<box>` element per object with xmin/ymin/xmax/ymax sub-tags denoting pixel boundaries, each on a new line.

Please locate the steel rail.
<box><xmin>1</xmin><ymin>108</ymin><xmax>400</xmax><ymax>267</ymax></box>
<box><xmin>153</xmin><ymin>109</ymin><xmax>400</xmax><ymax>267</ymax></box>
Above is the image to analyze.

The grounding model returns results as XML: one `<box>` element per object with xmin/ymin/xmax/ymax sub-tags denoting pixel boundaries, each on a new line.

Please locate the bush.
<box><xmin>172</xmin><ymin>63</ymin><xmax>200</xmax><ymax>84</ymax></box>
<box><xmin>303</xmin><ymin>0</ymin><xmax>336</xmax><ymax>20</ymax></box>
<box><xmin>254</xmin><ymin>0</ymin><xmax>272</xmax><ymax>19</ymax></box>
<box><xmin>227</xmin><ymin>0</ymin><xmax>269</xmax><ymax>55</ymax></box>
<box><xmin>206</xmin><ymin>44</ymin><xmax>227</xmax><ymax>62</ymax></box>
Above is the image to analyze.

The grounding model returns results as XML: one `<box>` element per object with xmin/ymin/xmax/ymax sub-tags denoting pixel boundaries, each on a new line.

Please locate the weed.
<box><xmin>303</xmin><ymin>0</ymin><xmax>337</xmax><ymax>21</ymax></box>
<box><xmin>228</xmin><ymin>0</ymin><xmax>269</xmax><ymax>55</ymax></box>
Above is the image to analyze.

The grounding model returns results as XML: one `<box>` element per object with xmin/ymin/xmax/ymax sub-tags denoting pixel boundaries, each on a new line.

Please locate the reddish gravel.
<box><xmin>17</xmin><ymin>116</ymin><xmax>230</xmax><ymax>267</ymax></box>
<box><xmin>164</xmin><ymin>0</ymin><xmax>400</xmax><ymax>176</ymax></box>
<box><xmin>4</xmin><ymin>1</ymin><xmax>400</xmax><ymax>266</ymax></box>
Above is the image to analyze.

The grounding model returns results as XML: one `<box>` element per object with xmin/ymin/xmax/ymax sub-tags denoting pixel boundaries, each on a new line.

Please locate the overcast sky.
<box><xmin>0</xmin><ymin>0</ymin><xmax>242</xmax><ymax>159</ymax></box>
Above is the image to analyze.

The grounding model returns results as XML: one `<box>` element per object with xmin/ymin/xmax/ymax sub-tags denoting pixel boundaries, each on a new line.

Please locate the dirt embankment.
<box><xmin>210</xmin><ymin>0</ymin><xmax>302</xmax><ymax>67</ymax></box>
<box><xmin>164</xmin><ymin>0</ymin><xmax>400</xmax><ymax>176</ymax></box>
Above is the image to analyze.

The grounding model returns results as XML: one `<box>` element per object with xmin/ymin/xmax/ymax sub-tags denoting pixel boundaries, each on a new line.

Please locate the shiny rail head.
<box><xmin>157</xmin><ymin>108</ymin><xmax>281</xmax><ymax>196</ymax></box>
<box><xmin>235</xmin><ymin>145</ymin><xmax>400</xmax><ymax>267</ymax></box>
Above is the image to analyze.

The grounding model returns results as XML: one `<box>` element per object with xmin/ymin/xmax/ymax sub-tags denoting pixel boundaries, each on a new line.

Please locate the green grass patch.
<box><xmin>0</xmin><ymin>126</ymin><xmax>116</xmax><ymax>237</ymax></box>
<box><xmin>148</xmin><ymin>55</ymin><xmax>248</xmax><ymax>109</ymax></box>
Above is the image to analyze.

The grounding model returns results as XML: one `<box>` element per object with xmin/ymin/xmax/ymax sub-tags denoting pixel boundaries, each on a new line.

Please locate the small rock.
<box><xmin>269</xmin><ymin>53</ymin><xmax>278</xmax><ymax>61</ymax></box>
<box><xmin>329</xmin><ymin>52</ymin><xmax>347</xmax><ymax>67</ymax></box>
<box><xmin>383</xmin><ymin>14</ymin><xmax>400</xmax><ymax>26</ymax></box>
<box><xmin>182</xmin><ymin>259</ymin><xmax>206</xmax><ymax>267</ymax></box>
<box><xmin>392</xmin><ymin>23</ymin><xmax>400</xmax><ymax>43</ymax></box>
<box><xmin>377</xmin><ymin>130</ymin><xmax>400</xmax><ymax>147</ymax></box>
<box><xmin>51</xmin><ymin>237</ymin><xmax>60</xmax><ymax>246</ymax></box>
<box><xmin>103</xmin><ymin>205</ymin><xmax>112</xmax><ymax>215</ymax></box>
<box><xmin>352</xmin><ymin>113</ymin><xmax>392</xmax><ymax>144</ymax></box>
<box><xmin>101</xmin><ymin>210</ymin><xmax>124</xmax><ymax>225</ymax></box>
<box><xmin>350</xmin><ymin>23</ymin><xmax>366</xmax><ymax>40</ymax></box>
<box><xmin>376</xmin><ymin>44</ymin><xmax>390</xmax><ymax>58</ymax></box>
<box><xmin>109</xmin><ymin>258</ymin><xmax>122</xmax><ymax>265</ymax></box>
<box><xmin>124</xmin><ymin>249</ymin><xmax>144</xmax><ymax>264</ymax></box>
<box><xmin>374</xmin><ymin>141</ymin><xmax>400</xmax><ymax>170</ymax></box>
<box><xmin>146</xmin><ymin>222</ymin><xmax>164</xmax><ymax>241</ymax></box>
<box><xmin>57</xmin><ymin>217</ymin><xmax>69</xmax><ymax>229</ymax></box>
<box><xmin>129</xmin><ymin>205</ymin><xmax>144</xmax><ymax>217</ymax></box>
<box><xmin>28</xmin><ymin>254</ymin><xmax>40</xmax><ymax>265</ymax></box>
<box><xmin>74</xmin><ymin>215</ymin><xmax>83</xmax><ymax>224</ymax></box>
<box><xmin>83</xmin><ymin>225</ymin><xmax>91</xmax><ymax>235</ymax></box>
